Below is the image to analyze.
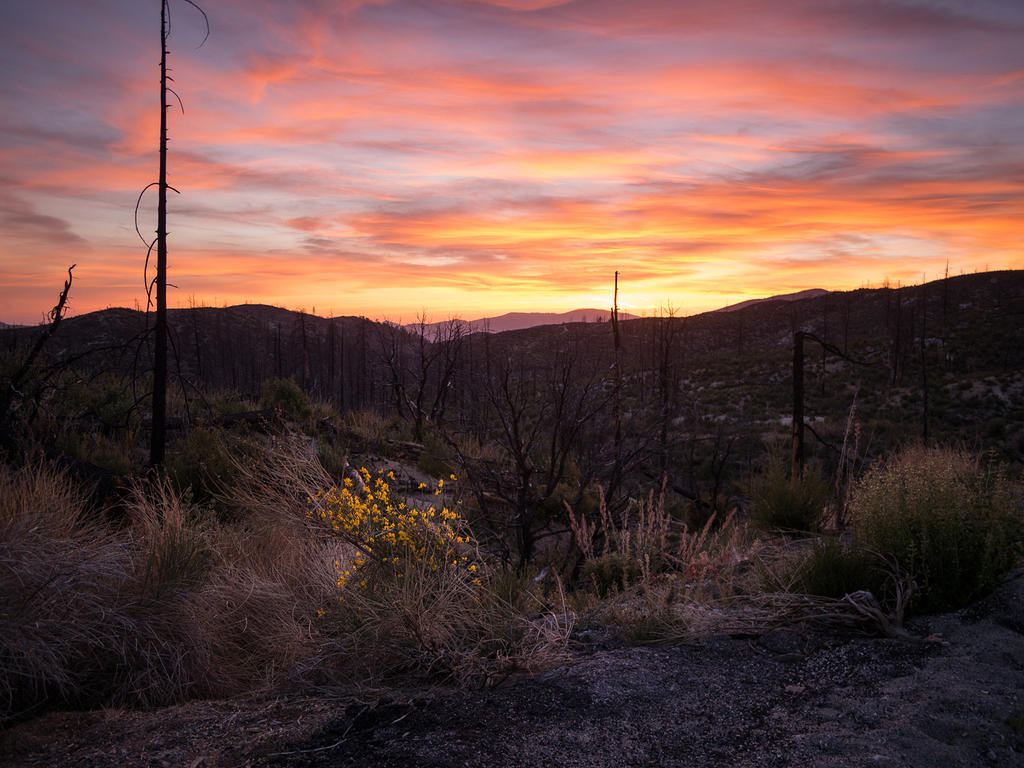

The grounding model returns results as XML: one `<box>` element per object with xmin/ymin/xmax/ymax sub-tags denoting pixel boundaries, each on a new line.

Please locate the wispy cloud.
<box><xmin>0</xmin><ymin>0</ymin><xmax>1021</xmax><ymax>322</ymax></box>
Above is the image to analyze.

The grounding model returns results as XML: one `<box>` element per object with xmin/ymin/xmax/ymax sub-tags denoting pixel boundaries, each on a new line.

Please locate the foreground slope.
<box><xmin>4</xmin><ymin>570</ymin><xmax>1022</xmax><ymax>768</ymax></box>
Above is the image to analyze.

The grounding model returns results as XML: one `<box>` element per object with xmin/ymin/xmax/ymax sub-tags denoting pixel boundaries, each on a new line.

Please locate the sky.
<box><xmin>1</xmin><ymin>0</ymin><xmax>1023</xmax><ymax>325</ymax></box>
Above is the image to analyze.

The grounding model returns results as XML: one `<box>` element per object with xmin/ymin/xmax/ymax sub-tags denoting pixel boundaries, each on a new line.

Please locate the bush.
<box><xmin>166</xmin><ymin>427</ymin><xmax>259</xmax><ymax>513</ymax></box>
<box><xmin>796</xmin><ymin>538</ymin><xmax>886</xmax><ymax>600</ymax></box>
<box><xmin>851</xmin><ymin>446</ymin><xmax>1023</xmax><ymax>612</ymax></box>
<box><xmin>748</xmin><ymin>450</ymin><xmax>830</xmax><ymax>532</ymax></box>
<box><xmin>579</xmin><ymin>552</ymin><xmax>635</xmax><ymax>597</ymax></box>
<box><xmin>307</xmin><ymin>469</ymin><xmax>569</xmax><ymax>685</ymax></box>
<box><xmin>416</xmin><ymin>433</ymin><xmax>455</xmax><ymax>478</ymax></box>
<box><xmin>259</xmin><ymin>377</ymin><xmax>311</xmax><ymax>421</ymax></box>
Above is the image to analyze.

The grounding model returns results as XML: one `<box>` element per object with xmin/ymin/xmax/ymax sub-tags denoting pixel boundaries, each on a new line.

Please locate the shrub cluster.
<box><xmin>259</xmin><ymin>377</ymin><xmax>312</xmax><ymax>420</ymax></box>
<box><xmin>850</xmin><ymin>446</ymin><xmax>1022</xmax><ymax>612</ymax></box>
<box><xmin>795</xmin><ymin>538</ymin><xmax>886</xmax><ymax>600</ymax></box>
<box><xmin>748</xmin><ymin>449</ymin><xmax>830</xmax><ymax>532</ymax></box>
<box><xmin>794</xmin><ymin>446</ymin><xmax>1022</xmax><ymax>615</ymax></box>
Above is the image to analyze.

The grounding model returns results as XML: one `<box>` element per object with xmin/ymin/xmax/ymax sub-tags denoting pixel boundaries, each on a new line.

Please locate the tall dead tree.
<box><xmin>149</xmin><ymin>0</ymin><xmax>170</xmax><ymax>467</ymax></box>
<box><xmin>655</xmin><ymin>305</ymin><xmax>679</xmax><ymax>477</ymax></box>
<box><xmin>609</xmin><ymin>271</ymin><xmax>624</xmax><ymax>500</ymax></box>
<box><xmin>791</xmin><ymin>330</ymin><xmax>870</xmax><ymax>480</ymax></box>
<box><xmin>143</xmin><ymin>0</ymin><xmax>207</xmax><ymax>468</ymax></box>
<box><xmin>791</xmin><ymin>330</ymin><xmax>806</xmax><ymax>481</ymax></box>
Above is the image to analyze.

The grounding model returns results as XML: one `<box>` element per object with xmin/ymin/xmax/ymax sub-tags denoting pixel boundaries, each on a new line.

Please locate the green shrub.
<box><xmin>851</xmin><ymin>446</ymin><xmax>1023</xmax><ymax>612</ymax></box>
<box><xmin>416</xmin><ymin>433</ymin><xmax>455</xmax><ymax>478</ymax></box>
<box><xmin>579</xmin><ymin>552</ymin><xmax>636</xmax><ymax>597</ymax></box>
<box><xmin>314</xmin><ymin>438</ymin><xmax>350</xmax><ymax>485</ymax></box>
<box><xmin>749</xmin><ymin>450</ymin><xmax>830</xmax><ymax>532</ymax></box>
<box><xmin>53</xmin><ymin>427</ymin><xmax>137</xmax><ymax>476</ymax></box>
<box><xmin>259</xmin><ymin>377</ymin><xmax>311</xmax><ymax>421</ymax></box>
<box><xmin>166</xmin><ymin>427</ymin><xmax>259</xmax><ymax>512</ymax></box>
<box><xmin>796</xmin><ymin>538</ymin><xmax>886</xmax><ymax>600</ymax></box>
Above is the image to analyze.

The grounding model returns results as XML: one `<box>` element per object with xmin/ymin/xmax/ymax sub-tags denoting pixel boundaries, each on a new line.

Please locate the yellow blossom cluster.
<box><xmin>309</xmin><ymin>470</ymin><xmax>477</xmax><ymax>595</ymax></box>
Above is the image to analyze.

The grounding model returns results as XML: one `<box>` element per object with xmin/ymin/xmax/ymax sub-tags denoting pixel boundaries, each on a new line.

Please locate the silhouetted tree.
<box><xmin>145</xmin><ymin>0</ymin><xmax>208</xmax><ymax>467</ymax></box>
<box><xmin>609</xmin><ymin>271</ymin><xmax>624</xmax><ymax>501</ymax></box>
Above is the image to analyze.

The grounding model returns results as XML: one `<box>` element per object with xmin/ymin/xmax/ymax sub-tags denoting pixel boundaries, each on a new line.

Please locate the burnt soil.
<box><xmin>3</xmin><ymin>571</ymin><xmax>1024</xmax><ymax>768</ymax></box>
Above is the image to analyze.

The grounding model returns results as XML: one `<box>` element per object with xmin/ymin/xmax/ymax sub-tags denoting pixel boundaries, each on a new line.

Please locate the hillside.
<box><xmin>3</xmin><ymin>270</ymin><xmax>1022</xmax><ymax>480</ymax></box>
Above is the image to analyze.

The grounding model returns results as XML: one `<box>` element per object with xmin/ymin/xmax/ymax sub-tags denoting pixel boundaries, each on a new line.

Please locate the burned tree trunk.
<box><xmin>791</xmin><ymin>330</ymin><xmax>805</xmax><ymax>482</ymax></box>
<box><xmin>150</xmin><ymin>0</ymin><xmax>170</xmax><ymax>467</ymax></box>
<box><xmin>147</xmin><ymin>0</ymin><xmax>207</xmax><ymax>468</ymax></box>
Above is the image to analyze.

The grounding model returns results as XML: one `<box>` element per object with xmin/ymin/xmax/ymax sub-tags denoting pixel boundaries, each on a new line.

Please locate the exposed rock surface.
<box><xmin>4</xmin><ymin>571</ymin><xmax>1023</xmax><ymax>768</ymax></box>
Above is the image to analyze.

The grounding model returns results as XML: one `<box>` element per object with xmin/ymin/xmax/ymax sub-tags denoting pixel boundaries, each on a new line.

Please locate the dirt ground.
<box><xmin>3</xmin><ymin>571</ymin><xmax>1023</xmax><ymax>768</ymax></box>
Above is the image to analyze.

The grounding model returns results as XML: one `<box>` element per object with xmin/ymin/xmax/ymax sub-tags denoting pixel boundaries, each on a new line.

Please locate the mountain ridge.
<box><xmin>405</xmin><ymin>289</ymin><xmax>834</xmax><ymax>334</ymax></box>
<box><xmin>404</xmin><ymin>308</ymin><xmax>639</xmax><ymax>334</ymax></box>
<box><xmin>716</xmin><ymin>288</ymin><xmax>830</xmax><ymax>312</ymax></box>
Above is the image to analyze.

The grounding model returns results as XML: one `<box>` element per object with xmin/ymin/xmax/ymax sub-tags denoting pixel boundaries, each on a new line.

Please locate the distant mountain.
<box><xmin>717</xmin><ymin>288</ymin><xmax>830</xmax><ymax>312</ymax></box>
<box><xmin>408</xmin><ymin>308</ymin><xmax>639</xmax><ymax>335</ymax></box>
<box><xmin>408</xmin><ymin>292</ymin><xmax>828</xmax><ymax>334</ymax></box>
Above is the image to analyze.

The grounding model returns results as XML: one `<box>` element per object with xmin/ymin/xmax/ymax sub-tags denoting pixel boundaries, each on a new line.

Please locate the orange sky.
<box><xmin>1</xmin><ymin>0</ymin><xmax>1023</xmax><ymax>324</ymax></box>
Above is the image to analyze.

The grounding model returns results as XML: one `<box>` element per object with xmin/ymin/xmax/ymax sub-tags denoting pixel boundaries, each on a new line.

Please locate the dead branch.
<box><xmin>0</xmin><ymin>265</ymin><xmax>75</xmax><ymax>427</ymax></box>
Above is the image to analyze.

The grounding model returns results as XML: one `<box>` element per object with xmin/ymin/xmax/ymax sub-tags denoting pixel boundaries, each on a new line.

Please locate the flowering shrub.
<box><xmin>304</xmin><ymin>470</ymin><xmax>569</xmax><ymax>686</ymax></box>
<box><xmin>308</xmin><ymin>471</ymin><xmax>478</xmax><ymax>595</ymax></box>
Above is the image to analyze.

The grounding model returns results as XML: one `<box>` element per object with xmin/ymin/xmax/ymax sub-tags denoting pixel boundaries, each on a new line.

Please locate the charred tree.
<box><xmin>0</xmin><ymin>266</ymin><xmax>75</xmax><ymax>440</ymax></box>
<box><xmin>791</xmin><ymin>330</ymin><xmax>806</xmax><ymax>481</ymax></box>
<box><xmin>149</xmin><ymin>0</ymin><xmax>170</xmax><ymax>467</ymax></box>
<box><xmin>792</xmin><ymin>330</ymin><xmax>870</xmax><ymax>480</ymax></box>
<box><xmin>609</xmin><ymin>271</ymin><xmax>624</xmax><ymax>501</ymax></box>
<box><xmin>146</xmin><ymin>0</ymin><xmax>207</xmax><ymax>468</ymax></box>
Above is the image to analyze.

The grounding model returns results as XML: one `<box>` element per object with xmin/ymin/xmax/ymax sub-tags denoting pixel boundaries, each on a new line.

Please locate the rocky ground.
<box><xmin>3</xmin><ymin>571</ymin><xmax>1023</xmax><ymax>768</ymax></box>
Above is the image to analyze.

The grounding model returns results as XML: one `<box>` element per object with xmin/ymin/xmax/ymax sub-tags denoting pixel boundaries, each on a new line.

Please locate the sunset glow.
<box><xmin>1</xmin><ymin>0</ymin><xmax>1022</xmax><ymax>323</ymax></box>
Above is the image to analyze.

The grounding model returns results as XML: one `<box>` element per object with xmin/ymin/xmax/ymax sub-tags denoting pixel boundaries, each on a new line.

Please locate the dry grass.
<box><xmin>9</xmin><ymin>436</ymin><xmax>1003</xmax><ymax>722</ymax></box>
<box><xmin>0</xmin><ymin>458</ymin><xmax>337</xmax><ymax>721</ymax></box>
<box><xmin>218</xmin><ymin>433</ymin><xmax>335</xmax><ymax>523</ymax></box>
<box><xmin>567</xmin><ymin>483</ymin><xmax>771</xmax><ymax>642</ymax></box>
<box><xmin>1</xmin><ymin>464</ymin><xmax>127</xmax><ymax>713</ymax></box>
<box><xmin>312</xmin><ymin>557</ymin><xmax>572</xmax><ymax>690</ymax></box>
<box><xmin>569</xmin><ymin>482</ymin><xmax>756</xmax><ymax>596</ymax></box>
<box><xmin>565</xmin><ymin>481</ymin><xmax>925</xmax><ymax>644</ymax></box>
